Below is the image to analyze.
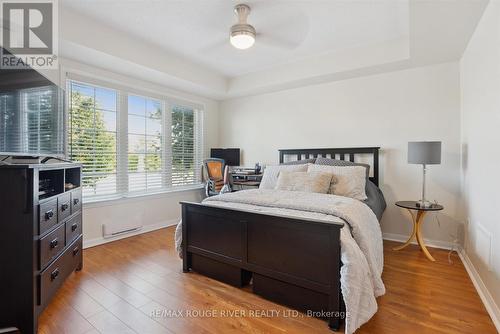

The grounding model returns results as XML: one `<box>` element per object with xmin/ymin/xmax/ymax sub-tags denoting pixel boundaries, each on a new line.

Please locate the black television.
<box><xmin>0</xmin><ymin>63</ymin><xmax>65</xmax><ymax>157</ymax></box>
<box><xmin>210</xmin><ymin>148</ymin><xmax>240</xmax><ymax>166</ymax></box>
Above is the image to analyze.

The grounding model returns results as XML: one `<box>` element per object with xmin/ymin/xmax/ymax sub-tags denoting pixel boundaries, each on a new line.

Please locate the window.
<box><xmin>68</xmin><ymin>81</ymin><xmax>118</xmax><ymax>199</ymax></box>
<box><xmin>0</xmin><ymin>92</ymin><xmax>18</xmax><ymax>153</ymax></box>
<box><xmin>0</xmin><ymin>86</ymin><xmax>63</xmax><ymax>155</ymax></box>
<box><xmin>171</xmin><ymin>104</ymin><xmax>202</xmax><ymax>186</ymax></box>
<box><xmin>22</xmin><ymin>87</ymin><xmax>64</xmax><ymax>154</ymax></box>
<box><xmin>127</xmin><ymin>95</ymin><xmax>165</xmax><ymax>193</ymax></box>
<box><xmin>67</xmin><ymin>78</ymin><xmax>203</xmax><ymax>202</ymax></box>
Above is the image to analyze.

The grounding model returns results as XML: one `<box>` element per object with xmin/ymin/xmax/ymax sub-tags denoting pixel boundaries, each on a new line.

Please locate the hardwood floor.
<box><xmin>38</xmin><ymin>227</ymin><xmax>497</xmax><ymax>334</ymax></box>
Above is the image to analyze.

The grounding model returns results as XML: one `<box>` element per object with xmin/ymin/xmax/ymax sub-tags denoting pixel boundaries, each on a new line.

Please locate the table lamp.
<box><xmin>408</xmin><ymin>141</ymin><xmax>441</xmax><ymax>208</ymax></box>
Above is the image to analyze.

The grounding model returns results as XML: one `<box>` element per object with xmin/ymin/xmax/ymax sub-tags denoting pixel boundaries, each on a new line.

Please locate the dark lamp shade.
<box><xmin>408</xmin><ymin>141</ymin><xmax>441</xmax><ymax>165</ymax></box>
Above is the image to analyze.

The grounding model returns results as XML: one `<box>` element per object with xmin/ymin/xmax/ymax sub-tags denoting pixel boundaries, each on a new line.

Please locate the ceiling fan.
<box><xmin>199</xmin><ymin>3</ymin><xmax>308</xmax><ymax>53</ymax></box>
<box><xmin>230</xmin><ymin>4</ymin><xmax>256</xmax><ymax>50</ymax></box>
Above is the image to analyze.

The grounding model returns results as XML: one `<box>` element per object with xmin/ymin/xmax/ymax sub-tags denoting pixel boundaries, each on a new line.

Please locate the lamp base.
<box><xmin>416</xmin><ymin>200</ymin><xmax>434</xmax><ymax>208</ymax></box>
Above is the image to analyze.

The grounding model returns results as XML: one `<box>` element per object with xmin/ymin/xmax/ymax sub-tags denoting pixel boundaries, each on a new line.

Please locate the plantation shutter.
<box><xmin>67</xmin><ymin>76</ymin><xmax>204</xmax><ymax>203</ymax></box>
<box><xmin>170</xmin><ymin>103</ymin><xmax>203</xmax><ymax>187</ymax></box>
<box><xmin>22</xmin><ymin>86</ymin><xmax>64</xmax><ymax>155</ymax></box>
<box><xmin>68</xmin><ymin>80</ymin><xmax>119</xmax><ymax>200</ymax></box>
<box><xmin>0</xmin><ymin>86</ymin><xmax>63</xmax><ymax>155</ymax></box>
<box><xmin>0</xmin><ymin>91</ymin><xmax>18</xmax><ymax>153</ymax></box>
<box><xmin>127</xmin><ymin>94</ymin><xmax>169</xmax><ymax>194</ymax></box>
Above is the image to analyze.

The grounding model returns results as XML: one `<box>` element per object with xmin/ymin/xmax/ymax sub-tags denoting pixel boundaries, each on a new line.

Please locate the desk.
<box><xmin>233</xmin><ymin>180</ymin><xmax>261</xmax><ymax>187</ymax></box>
<box><xmin>231</xmin><ymin>173</ymin><xmax>262</xmax><ymax>190</ymax></box>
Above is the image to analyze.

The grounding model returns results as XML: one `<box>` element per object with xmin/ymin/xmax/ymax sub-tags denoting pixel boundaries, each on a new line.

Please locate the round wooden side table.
<box><xmin>394</xmin><ymin>201</ymin><xmax>444</xmax><ymax>262</ymax></box>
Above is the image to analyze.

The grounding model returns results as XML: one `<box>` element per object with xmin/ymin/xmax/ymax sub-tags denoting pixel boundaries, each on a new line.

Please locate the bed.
<box><xmin>177</xmin><ymin>147</ymin><xmax>385</xmax><ymax>333</ymax></box>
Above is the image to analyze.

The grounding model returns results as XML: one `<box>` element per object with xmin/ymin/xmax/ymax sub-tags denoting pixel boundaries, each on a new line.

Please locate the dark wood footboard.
<box><xmin>181</xmin><ymin>201</ymin><xmax>344</xmax><ymax>330</ymax></box>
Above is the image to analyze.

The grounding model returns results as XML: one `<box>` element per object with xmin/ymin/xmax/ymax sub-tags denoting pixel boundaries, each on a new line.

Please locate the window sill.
<box><xmin>83</xmin><ymin>184</ymin><xmax>204</xmax><ymax>209</ymax></box>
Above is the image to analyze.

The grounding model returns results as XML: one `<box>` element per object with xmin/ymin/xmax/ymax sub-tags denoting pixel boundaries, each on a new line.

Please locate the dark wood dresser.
<box><xmin>0</xmin><ymin>162</ymin><xmax>83</xmax><ymax>334</ymax></box>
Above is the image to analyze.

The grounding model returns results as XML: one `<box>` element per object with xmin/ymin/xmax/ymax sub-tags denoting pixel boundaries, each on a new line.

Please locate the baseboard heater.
<box><xmin>102</xmin><ymin>222</ymin><xmax>143</xmax><ymax>238</ymax></box>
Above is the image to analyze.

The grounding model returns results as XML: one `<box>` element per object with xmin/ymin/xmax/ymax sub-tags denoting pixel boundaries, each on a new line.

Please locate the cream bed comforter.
<box><xmin>175</xmin><ymin>189</ymin><xmax>385</xmax><ymax>334</ymax></box>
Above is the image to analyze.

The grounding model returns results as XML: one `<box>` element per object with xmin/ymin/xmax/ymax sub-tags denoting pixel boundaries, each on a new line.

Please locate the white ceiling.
<box><xmin>60</xmin><ymin>0</ymin><xmax>409</xmax><ymax>78</ymax></box>
<box><xmin>58</xmin><ymin>0</ymin><xmax>489</xmax><ymax>100</ymax></box>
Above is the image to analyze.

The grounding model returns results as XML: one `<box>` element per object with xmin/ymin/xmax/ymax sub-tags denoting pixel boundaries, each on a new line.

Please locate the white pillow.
<box><xmin>259</xmin><ymin>164</ymin><xmax>308</xmax><ymax>189</ymax></box>
<box><xmin>275</xmin><ymin>171</ymin><xmax>334</xmax><ymax>194</ymax></box>
<box><xmin>307</xmin><ymin>164</ymin><xmax>367</xmax><ymax>201</ymax></box>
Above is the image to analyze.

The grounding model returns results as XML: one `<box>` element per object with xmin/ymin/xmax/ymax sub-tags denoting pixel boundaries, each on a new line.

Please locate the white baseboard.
<box><xmin>383</xmin><ymin>232</ymin><xmax>456</xmax><ymax>250</ymax></box>
<box><xmin>83</xmin><ymin>219</ymin><xmax>178</xmax><ymax>249</ymax></box>
<box><xmin>457</xmin><ymin>247</ymin><xmax>500</xmax><ymax>332</ymax></box>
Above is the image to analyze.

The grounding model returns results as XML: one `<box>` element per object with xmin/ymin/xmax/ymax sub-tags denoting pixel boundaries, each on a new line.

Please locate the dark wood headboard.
<box><xmin>279</xmin><ymin>147</ymin><xmax>381</xmax><ymax>186</ymax></box>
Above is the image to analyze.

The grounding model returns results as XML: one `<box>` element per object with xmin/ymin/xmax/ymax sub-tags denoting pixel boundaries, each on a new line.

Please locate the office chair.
<box><xmin>203</xmin><ymin>158</ymin><xmax>231</xmax><ymax>196</ymax></box>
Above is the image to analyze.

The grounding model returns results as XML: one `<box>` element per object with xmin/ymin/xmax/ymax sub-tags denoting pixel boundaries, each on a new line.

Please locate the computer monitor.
<box><xmin>210</xmin><ymin>148</ymin><xmax>240</xmax><ymax>166</ymax></box>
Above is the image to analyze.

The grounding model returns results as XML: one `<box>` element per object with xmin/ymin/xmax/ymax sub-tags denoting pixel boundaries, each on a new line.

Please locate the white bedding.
<box><xmin>175</xmin><ymin>189</ymin><xmax>385</xmax><ymax>334</ymax></box>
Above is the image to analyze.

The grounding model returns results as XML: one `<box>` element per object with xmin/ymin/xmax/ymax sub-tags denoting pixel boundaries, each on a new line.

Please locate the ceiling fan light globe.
<box><xmin>230</xmin><ymin>33</ymin><xmax>255</xmax><ymax>50</ymax></box>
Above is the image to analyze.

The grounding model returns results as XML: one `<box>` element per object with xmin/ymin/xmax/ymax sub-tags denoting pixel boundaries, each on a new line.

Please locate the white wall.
<box><xmin>83</xmin><ymin>189</ymin><xmax>203</xmax><ymax>248</ymax></box>
<box><xmin>219</xmin><ymin>62</ymin><xmax>462</xmax><ymax>244</ymax></box>
<box><xmin>461</xmin><ymin>0</ymin><xmax>500</xmax><ymax>319</ymax></box>
<box><xmin>58</xmin><ymin>59</ymin><xmax>220</xmax><ymax>247</ymax></box>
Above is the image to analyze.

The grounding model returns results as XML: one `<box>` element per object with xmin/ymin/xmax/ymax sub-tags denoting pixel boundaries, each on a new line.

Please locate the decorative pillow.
<box><xmin>307</xmin><ymin>164</ymin><xmax>368</xmax><ymax>201</ymax></box>
<box><xmin>275</xmin><ymin>171</ymin><xmax>334</xmax><ymax>194</ymax></box>
<box><xmin>281</xmin><ymin>158</ymin><xmax>316</xmax><ymax>165</ymax></box>
<box><xmin>259</xmin><ymin>164</ymin><xmax>308</xmax><ymax>189</ymax></box>
<box><xmin>315</xmin><ymin>157</ymin><xmax>370</xmax><ymax>179</ymax></box>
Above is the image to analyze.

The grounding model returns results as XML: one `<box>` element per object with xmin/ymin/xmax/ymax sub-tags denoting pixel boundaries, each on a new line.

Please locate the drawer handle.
<box><xmin>73</xmin><ymin>198</ymin><xmax>80</xmax><ymax>205</ymax></box>
<box><xmin>73</xmin><ymin>247</ymin><xmax>80</xmax><ymax>256</ymax></box>
<box><xmin>61</xmin><ymin>203</ymin><xmax>69</xmax><ymax>211</ymax></box>
<box><xmin>45</xmin><ymin>210</ymin><xmax>54</xmax><ymax>220</ymax></box>
<box><xmin>71</xmin><ymin>223</ymin><xmax>78</xmax><ymax>232</ymax></box>
<box><xmin>50</xmin><ymin>238</ymin><xmax>59</xmax><ymax>249</ymax></box>
<box><xmin>50</xmin><ymin>268</ymin><xmax>60</xmax><ymax>281</ymax></box>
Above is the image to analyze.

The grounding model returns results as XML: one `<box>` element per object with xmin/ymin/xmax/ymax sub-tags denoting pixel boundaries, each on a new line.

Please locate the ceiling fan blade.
<box><xmin>257</xmin><ymin>33</ymin><xmax>299</xmax><ymax>50</ymax></box>
<box><xmin>198</xmin><ymin>37</ymin><xmax>229</xmax><ymax>53</ymax></box>
<box><xmin>196</xmin><ymin>2</ymin><xmax>310</xmax><ymax>52</ymax></box>
<box><xmin>253</xmin><ymin>8</ymin><xmax>310</xmax><ymax>50</ymax></box>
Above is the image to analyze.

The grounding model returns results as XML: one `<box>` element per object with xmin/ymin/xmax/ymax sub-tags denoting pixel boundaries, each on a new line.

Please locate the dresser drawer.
<box><xmin>65</xmin><ymin>214</ymin><xmax>82</xmax><ymax>245</ymax></box>
<box><xmin>71</xmin><ymin>189</ymin><xmax>82</xmax><ymax>214</ymax></box>
<box><xmin>39</xmin><ymin>199</ymin><xmax>58</xmax><ymax>236</ymax></box>
<box><xmin>38</xmin><ymin>236</ymin><xmax>82</xmax><ymax>309</ymax></box>
<box><xmin>39</xmin><ymin>223</ymin><xmax>66</xmax><ymax>270</ymax></box>
<box><xmin>58</xmin><ymin>193</ymin><xmax>71</xmax><ymax>222</ymax></box>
